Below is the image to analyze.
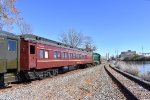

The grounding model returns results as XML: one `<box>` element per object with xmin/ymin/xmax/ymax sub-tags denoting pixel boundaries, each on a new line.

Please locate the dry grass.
<box><xmin>115</xmin><ymin>61</ymin><xmax>150</xmax><ymax>82</ymax></box>
<box><xmin>115</xmin><ymin>61</ymin><xmax>139</xmax><ymax>76</ymax></box>
<box><xmin>140</xmin><ymin>72</ymin><xmax>150</xmax><ymax>81</ymax></box>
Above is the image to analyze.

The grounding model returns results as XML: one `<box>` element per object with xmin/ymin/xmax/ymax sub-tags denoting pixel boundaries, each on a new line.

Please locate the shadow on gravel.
<box><xmin>11</xmin><ymin>79</ymin><xmax>32</xmax><ymax>85</ymax></box>
<box><xmin>22</xmin><ymin>81</ymin><xmax>32</xmax><ymax>85</ymax></box>
<box><xmin>0</xmin><ymin>85</ymin><xmax>12</xmax><ymax>89</ymax></box>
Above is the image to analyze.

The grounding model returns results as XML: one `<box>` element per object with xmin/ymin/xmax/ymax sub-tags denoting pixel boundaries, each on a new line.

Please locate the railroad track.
<box><xmin>104</xmin><ymin>65</ymin><xmax>150</xmax><ymax>100</ymax></box>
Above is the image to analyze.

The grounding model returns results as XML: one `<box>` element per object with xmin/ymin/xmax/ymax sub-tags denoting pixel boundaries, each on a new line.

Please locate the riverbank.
<box><xmin>114</xmin><ymin>61</ymin><xmax>150</xmax><ymax>82</ymax></box>
<box><xmin>121</xmin><ymin>54</ymin><xmax>150</xmax><ymax>61</ymax></box>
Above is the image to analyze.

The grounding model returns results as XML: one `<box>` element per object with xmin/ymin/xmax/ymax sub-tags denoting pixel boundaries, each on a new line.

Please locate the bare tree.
<box><xmin>59</xmin><ymin>29</ymin><xmax>97</xmax><ymax>51</ymax></box>
<box><xmin>84</xmin><ymin>36</ymin><xmax>97</xmax><ymax>52</ymax></box>
<box><xmin>0</xmin><ymin>0</ymin><xmax>20</xmax><ymax>30</ymax></box>
<box><xmin>59</xmin><ymin>29</ymin><xmax>83</xmax><ymax>48</ymax></box>
<box><xmin>18</xmin><ymin>20</ymin><xmax>33</xmax><ymax>34</ymax></box>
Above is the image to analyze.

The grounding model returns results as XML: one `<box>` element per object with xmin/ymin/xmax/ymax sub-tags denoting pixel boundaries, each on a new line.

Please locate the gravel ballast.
<box><xmin>0</xmin><ymin>64</ymin><xmax>125</xmax><ymax>100</ymax></box>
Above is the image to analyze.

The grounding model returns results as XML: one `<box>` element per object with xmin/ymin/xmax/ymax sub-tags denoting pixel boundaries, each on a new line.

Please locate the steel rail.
<box><xmin>104</xmin><ymin>65</ymin><xmax>138</xmax><ymax>100</ymax></box>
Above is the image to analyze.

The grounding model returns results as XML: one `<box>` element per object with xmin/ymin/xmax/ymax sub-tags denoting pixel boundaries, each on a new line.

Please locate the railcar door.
<box><xmin>7</xmin><ymin>39</ymin><xmax>18</xmax><ymax>69</ymax></box>
<box><xmin>29</xmin><ymin>43</ymin><xmax>36</xmax><ymax>68</ymax></box>
<box><xmin>0</xmin><ymin>38</ymin><xmax>7</xmax><ymax>72</ymax></box>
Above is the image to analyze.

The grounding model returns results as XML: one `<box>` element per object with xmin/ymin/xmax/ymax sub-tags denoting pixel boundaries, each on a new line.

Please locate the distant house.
<box><xmin>119</xmin><ymin>50</ymin><xmax>136</xmax><ymax>60</ymax></box>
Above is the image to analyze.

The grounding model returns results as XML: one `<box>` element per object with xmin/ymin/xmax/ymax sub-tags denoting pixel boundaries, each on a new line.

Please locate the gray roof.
<box><xmin>0</xmin><ymin>30</ymin><xmax>19</xmax><ymax>39</ymax></box>
<box><xmin>20</xmin><ymin>34</ymin><xmax>90</xmax><ymax>53</ymax></box>
<box><xmin>0</xmin><ymin>31</ymin><xmax>91</xmax><ymax>54</ymax></box>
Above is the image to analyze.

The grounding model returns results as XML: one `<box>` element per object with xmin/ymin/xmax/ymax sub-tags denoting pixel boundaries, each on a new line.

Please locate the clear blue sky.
<box><xmin>14</xmin><ymin>0</ymin><xmax>150</xmax><ymax>56</ymax></box>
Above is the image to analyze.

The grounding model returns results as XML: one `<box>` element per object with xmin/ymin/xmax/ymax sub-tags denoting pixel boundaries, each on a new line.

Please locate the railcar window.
<box><xmin>65</xmin><ymin>52</ymin><xmax>68</xmax><ymax>59</ymax></box>
<box><xmin>79</xmin><ymin>54</ymin><xmax>81</xmax><ymax>59</ymax></box>
<box><xmin>73</xmin><ymin>53</ymin><xmax>76</xmax><ymax>59</ymax></box>
<box><xmin>72</xmin><ymin>53</ymin><xmax>74</xmax><ymax>59</ymax></box>
<box><xmin>70</xmin><ymin>53</ymin><xmax>73</xmax><ymax>59</ymax></box>
<box><xmin>0</xmin><ymin>39</ymin><xmax>4</xmax><ymax>48</ymax></box>
<box><xmin>70</xmin><ymin>53</ymin><xmax>72</xmax><ymax>59</ymax></box>
<box><xmin>62</xmin><ymin>52</ymin><xmax>65</xmax><ymax>59</ymax></box>
<box><xmin>54</xmin><ymin>51</ymin><xmax>61</xmax><ymax>59</ymax></box>
<box><xmin>57</xmin><ymin>51</ymin><xmax>61</xmax><ymax>59</ymax></box>
<box><xmin>76</xmin><ymin>54</ymin><xmax>79</xmax><ymax>59</ymax></box>
<box><xmin>40</xmin><ymin>49</ymin><xmax>44</xmax><ymax>58</ymax></box>
<box><xmin>8</xmin><ymin>40</ymin><xmax>16</xmax><ymax>51</ymax></box>
<box><xmin>80</xmin><ymin>55</ymin><xmax>82</xmax><ymax>59</ymax></box>
<box><xmin>68</xmin><ymin>53</ymin><xmax>71</xmax><ymax>59</ymax></box>
<box><xmin>85</xmin><ymin>55</ymin><xmax>87</xmax><ymax>59</ymax></box>
<box><xmin>45</xmin><ymin>50</ymin><xmax>49</xmax><ymax>58</ymax></box>
<box><xmin>82</xmin><ymin>55</ymin><xmax>84</xmax><ymax>59</ymax></box>
<box><xmin>54</xmin><ymin>51</ymin><xmax>57</xmax><ymax>59</ymax></box>
<box><xmin>30</xmin><ymin>45</ymin><xmax>35</xmax><ymax>54</ymax></box>
<box><xmin>0</xmin><ymin>43</ymin><xmax>2</xmax><ymax>48</ymax></box>
<box><xmin>75</xmin><ymin>54</ymin><xmax>77</xmax><ymax>59</ymax></box>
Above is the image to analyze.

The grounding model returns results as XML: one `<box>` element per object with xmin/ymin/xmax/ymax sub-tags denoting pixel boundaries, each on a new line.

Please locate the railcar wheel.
<box><xmin>52</xmin><ymin>69</ymin><xmax>58</xmax><ymax>76</ymax></box>
<box><xmin>47</xmin><ymin>72</ymin><xmax>52</xmax><ymax>77</ymax></box>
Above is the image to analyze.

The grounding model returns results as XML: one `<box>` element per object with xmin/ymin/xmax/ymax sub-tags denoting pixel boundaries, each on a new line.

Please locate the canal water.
<box><xmin>123</xmin><ymin>61</ymin><xmax>150</xmax><ymax>74</ymax></box>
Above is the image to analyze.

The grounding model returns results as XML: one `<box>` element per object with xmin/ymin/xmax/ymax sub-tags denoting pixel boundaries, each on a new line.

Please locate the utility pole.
<box><xmin>106</xmin><ymin>53</ymin><xmax>108</xmax><ymax>60</ymax></box>
<box><xmin>115</xmin><ymin>49</ymin><xmax>118</xmax><ymax>58</ymax></box>
<box><xmin>142</xmin><ymin>46</ymin><xmax>143</xmax><ymax>55</ymax></box>
<box><xmin>106</xmin><ymin>53</ymin><xmax>109</xmax><ymax>61</ymax></box>
<box><xmin>117</xmin><ymin>50</ymin><xmax>118</xmax><ymax>58</ymax></box>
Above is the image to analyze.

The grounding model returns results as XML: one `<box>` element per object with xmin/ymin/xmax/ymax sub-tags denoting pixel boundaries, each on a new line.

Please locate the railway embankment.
<box><xmin>105</xmin><ymin>64</ymin><xmax>150</xmax><ymax>99</ymax></box>
<box><xmin>0</xmin><ymin>63</ymin><xmax>124</xmax><ymax>100</ymax></box>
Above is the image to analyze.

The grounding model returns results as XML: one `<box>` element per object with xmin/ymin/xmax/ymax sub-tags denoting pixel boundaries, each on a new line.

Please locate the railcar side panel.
<box><xmin>28</xmin><ymin>42</ymin><xmax>37</xmax><ymax>69</ymax></box>
<box><xmin>20</xmin><ymin>39</ymin><xmax>29</xmax><ymax>70</ymax></box>
<box><xmin>20</xmin><ymin>36</ymin><xmax>93</xmax><ymax>71</ymax></box>
<box><xmin>0</xmin><ymin>31</ymin><xmax>20</xmax><ymax>85</ymax></box>
<box><xmin>35</xmin><ymin>43</ymin><xmax>93</xmax><ymax>69</ymax></box>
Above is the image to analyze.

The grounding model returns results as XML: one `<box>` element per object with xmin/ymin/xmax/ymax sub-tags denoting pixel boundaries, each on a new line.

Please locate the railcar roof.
<box><xmin>20</xmin><ymin>34</ymin><xmax>90</xmax><ymax>53</ymax></box>
<box><xmin>0</xmin><ymin>31</ymin><xmax>19</xmax><ymax>39</ymax></box>
<box><xmin>93</xmin><ymin>53</ymin><xmax>101</xmax><ymax>55</ymax></box>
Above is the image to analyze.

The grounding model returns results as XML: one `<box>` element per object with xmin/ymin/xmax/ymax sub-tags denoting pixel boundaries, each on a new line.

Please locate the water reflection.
<box><xmin>123</xmin><ymin>61</ymin><xmax>150</xmax><ymax>74</ymax></box>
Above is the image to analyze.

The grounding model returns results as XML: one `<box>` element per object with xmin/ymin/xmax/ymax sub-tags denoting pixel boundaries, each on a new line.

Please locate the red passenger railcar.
<box><xmin>20</xmin><ymin>34</ymin><xmax>93</xmax><ymax>79</ymax></box>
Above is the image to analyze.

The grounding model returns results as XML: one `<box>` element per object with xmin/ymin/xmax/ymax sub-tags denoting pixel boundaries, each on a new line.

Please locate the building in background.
<box><xmin>119</xmin><ymin>50</ymin><xmax>136</xmax><ymax>60</ymax></box>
